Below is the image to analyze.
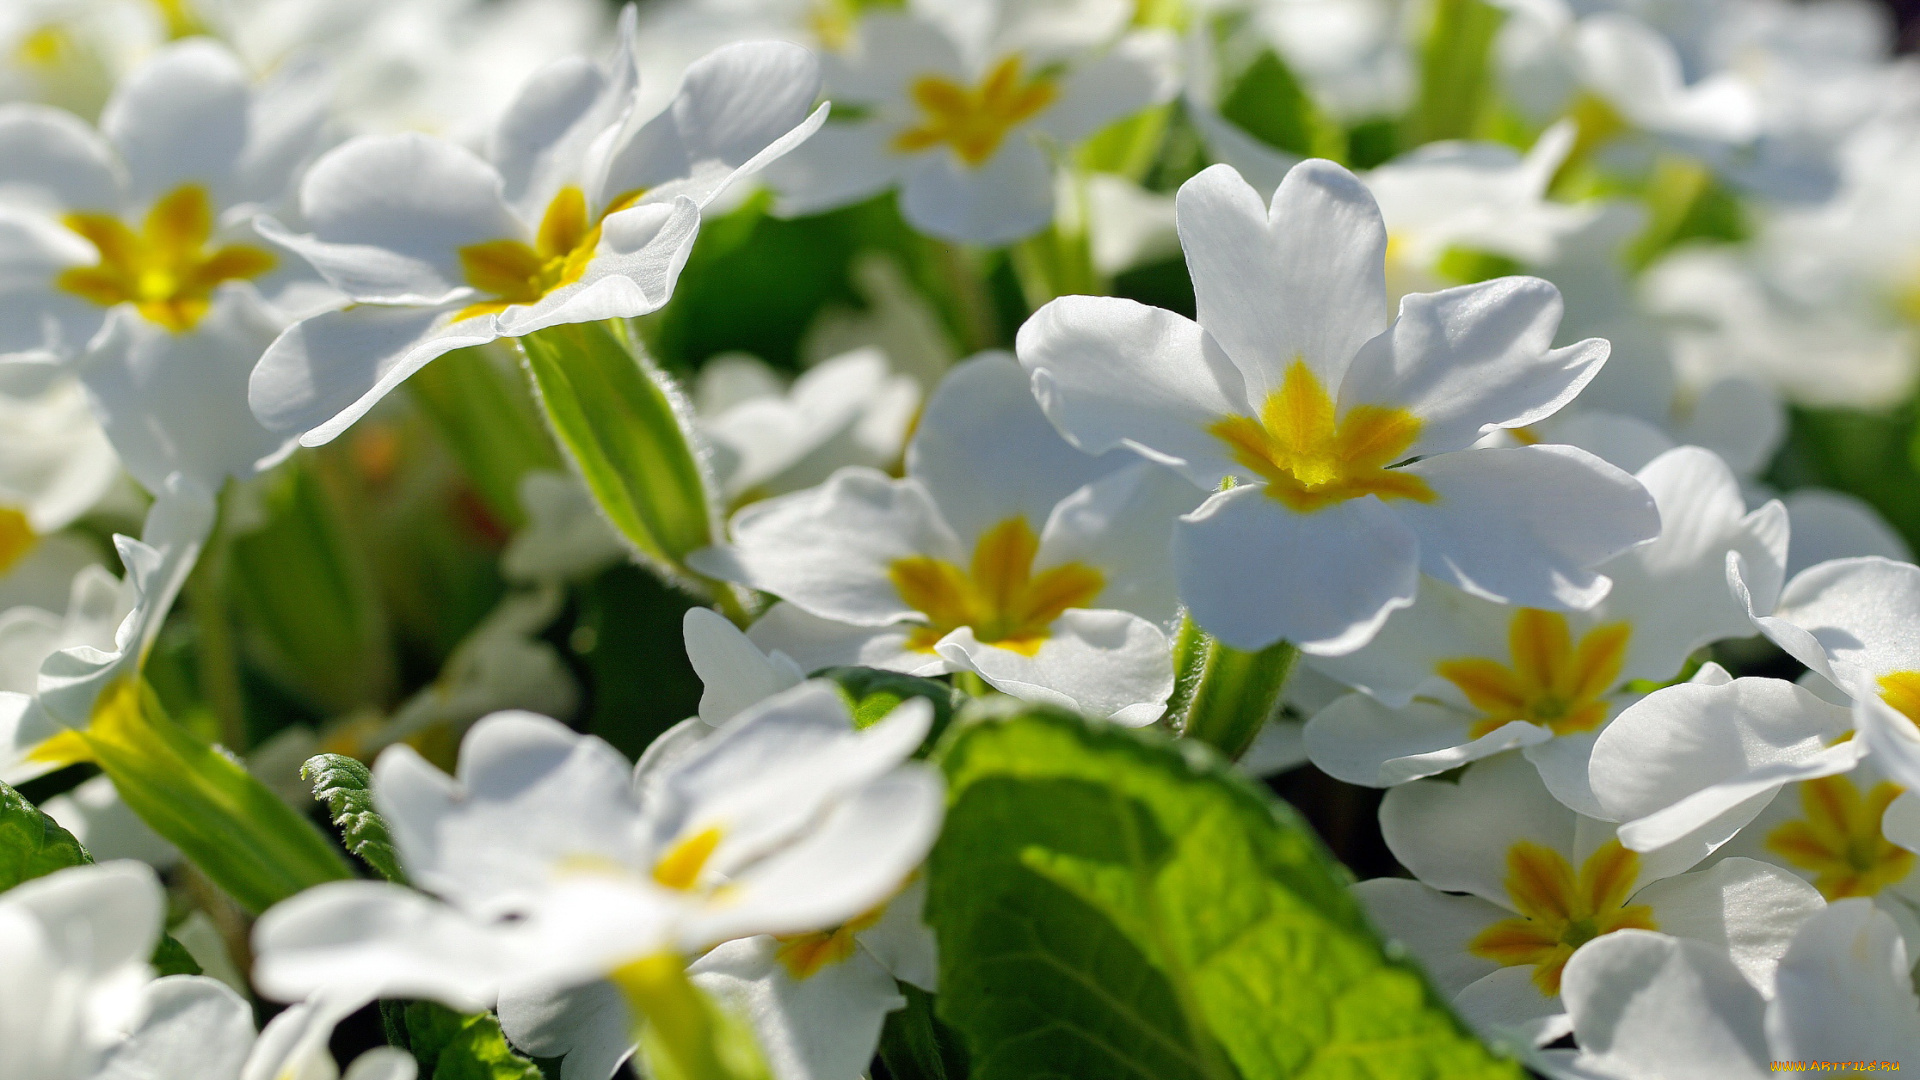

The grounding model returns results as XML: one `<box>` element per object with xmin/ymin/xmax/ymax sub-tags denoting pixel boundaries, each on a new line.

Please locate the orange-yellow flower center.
<box><xmin>1468</xmin><ymin>839</ymin><xmax>1656</xmax><ymax>995</ymax></box>
<box><xmin>0</xmin><ymin>507</ymin><xmax>37</xmax><ymax>575</ymax></box>
<box><xmin>887</xmin><ymin>517</ymin><xmax>1104</xmax><ymax>656</ymax></box>
<box><xmin>1209</xmin><ymin>360</ymin><xmax>1436</xmax><ymax>513</ymax></box>
<box><xmin>455</xmin><ymin>186</ymin><xmax>642</xmax><ymax>322</ymax></box>
<box><xmin>652</xmin><ymin>825</ymin><xmax>724</xmax><ymax>891</ymax></box>
<box><xmin>55</xmin><ymin>184</ymin><xmax>276</xmax><ymax>333</ymax></box>
<box><xmin>1878</xmin><ymin>671</ymin><xmax>1920</xmax><ymax>731</ymax></box>
<box><xmin>1436</xmin><ymin>609</ymin><xmax>1631</xmax><ymax>739</ymax></box>
<box><xmin>774</xmin><ymin>904</ymin><xmax>887</xmax><ymax>980</ymax></box>
<box><xmin>891</xmin><ymin>56</ymin><xmax>1058</xmax><ymax>168</ymax></box>
<box><xmin>1766</xmin><ymin>774</ymin><xmax>1914</xmax><ymax>900</ymax></box>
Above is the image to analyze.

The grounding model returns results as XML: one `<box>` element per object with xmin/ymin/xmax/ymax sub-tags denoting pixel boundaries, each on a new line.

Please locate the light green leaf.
<box><xmin>1218</xmin><ymin>51</ymin><xmax>1347</xmax><ymax>162</ymax></box>
<box><xmin>928</xmin><ymin>703</ymin><xmax>1524</xmax><ymax>1080</ymax></box>
<box><xmin>303</xmin><ymin>753</ymin><xmax>407</xmax><ymax>884</ymax></box>
<box><xmin>391</xmin><ymin>1001</ymin><xmax>543</xmax><ymax>1080</ymax></box>
<box><xmin>815</xmin><ymin>666</ymin><xmax>964</xmax><ymax>749</ymax></box>
<box><xmin>519</xmin><ymin>321</ymin><xmax>716</xmax><ymax>582</ymax></box>
<box><xmin>1405</xmin><ymin>0</ymin><xmax>1504</xmax><ymax>146</ymax></box>
<box><xmin>1177</xmin><ymin>626</ymin><xmax>1298</xmax><ymax>762</ymax></box>
<box><xmin>407</xmin><ymin>345</ymin><xmax>561</xmax><ymax>531</ymax></box>
<box><xmin>0</xmin><ymin>778</ymin><xmax>91</xmax><ymax>890</ymax></box>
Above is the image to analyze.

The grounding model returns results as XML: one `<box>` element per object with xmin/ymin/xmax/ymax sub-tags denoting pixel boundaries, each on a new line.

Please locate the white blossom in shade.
<box><xmin>500</xmin><ymin>471</ymin><xmax>627</xmax><ymax>586</ymax></box>
<box><xmin>247</xmin><ymin>17</ymin><xmax>827</xmax><ymax>447</ymax></box>
<box><xmin>1538</xmin><ymin>900</ymin><xmax>1919</xmax><ymax>1080</ymax></box>
<box><xmin>251</xmin><ymin>682</ymin><xmax>943</xmax><ymax>1016</ymax></box>
<box><xmin>695</xmin><ymin>348</ymin><xmax>920</xmax><ymax>506</ymax></box>
<box><xmin>1017</xmin><ymin>159</ymin><xmax>1657</xmax><ymax>656</ymax></box>
<box><xmin>0</xmin><ymin>39</ymin><xmax>334</xmax><ymax>490</ymax></box>
<box><xmin>683</xmin><ymin>606</ymin><xmax>803</xmax><ymax>729</ymax></box>
<box><xmin>760</xmin><ymin>0</ymin><xmax>1178</xmax><ymax>244</ymax></box>
<box><xmin>0</xmin><ymin>474</ymin><xmax>214</xmax><ymax>785</ymax></box>
<box><xmin>1303</xmin><ymin>445</ymin><xmax>1785</xmax><ymax>811</ymax></box>
<box><xmin>0</xmin><ymin>564</ymin><xmax>126</xmax><ymax>697</ymax></box>
<box><xmin>1732</xmin><ymin>554</ymin><xmax>1920</xmax><ymax>791</ymax></box>
<box><xmin>1780</xmin><ymin>489</ymin><xmax>1911</xmax><ymax>579</ymax></box>
<box><xmin>1358</xmin><ymin>753</ymin><xmax>1825</xmax><ymax>1041</ymax></box>
<box><xmin>689</xmin><ymin>352</ymin><xmax>1198</xmax><ymax>724</ymax></box>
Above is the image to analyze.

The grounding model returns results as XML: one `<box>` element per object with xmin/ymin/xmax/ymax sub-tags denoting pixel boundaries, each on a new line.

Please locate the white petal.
<box><xmin>1017</xmin><ymin>294</ymin><xmax>1246</xmax><ymax>488</ymax></box>
<box><xmin>685</xmin><ymin>608</ymin><xmax>804</xmax><ymax>727</ymax></box>
<box><xmin>1673</xmin><ymin>377</ymin><xmax>1783</xmax><ymax>478</ymax></box>
<box><xmin>689</xmin><ymin>469</ymin><xmax>960</xmax><ymax>627</ymax></box>
<box><xmin>100</xmin><ymin>976</ymin><xmax>254</xmax><ymax>1080</ymax></box>
<box><xmin>1766</xmin><ymin>899</ymin><xmax>1920</xmax><ymax>1064</ymax></box>
<box><xmin>1783</xmin><ymin>489</ymin><xmax>1911</xmax><ymax>580</ymax></box>
<box><xmin>0</xmin><ymin>208</ymin><xmax>108</xmax><ymax>367</ymax></box>
<box><xmin>1175</xmin><ymin>485</ymin><xmax>1418</xmax><ymax>654</ymax></box>
<box><xmin>1397</xmin><ymin>445</ymin><xmax>1658</xmax><ymax>610</ymax></box>
<box><xmin>1379</xmin><ymin>752</ymin><xmax>1576</xmax><ymax>907</ymax></box>
<box><xmin>1771</xmin><ymin>556</ymin><xmax>1920</xmax><ymax>685</ymax></box>
<box><xmin>1338</xmin><ymin>278</ymin><xmax>1607</xmax><ymax>457</ymax></box>
<box><xmin>1558</xmin><ymin>931</ymin><xmax>1771</xmax><ymax>1080</ymax></box>
<box><xmin>1451</xmin><ymin>965</ymin><xmax>1563</xmax><ymax>1035</ymax></box>
<box><xmin>1592</xmin><ymin>677</ymin><xmax>1857</xmax><ymax>855</ymax></box>
<box><xmin>1854</xmin><ymin>693</ymin><xmax>1920</xmax><ymax>791</ymax></box>
<box><xmin>936</xmin><ymin>609</ymin><xmax>1173</xmax><ymax>724</ymax></box>
<box><xmin>1305</xmin><ymin>693</ymin><xmax>1550</xmax><ymax>787</ymax></box>
<box><xmin>690</xmin><ymin>936</ymin><xmax>903</xmax><ymax>1080</ymax></box>
<box><xmin>1177</xmin><ymin>160</ymin><xmax>1387</xmax><ymax>400</ymax></box>
<box><xmin>249</xmin><ymin>302</ymin><xmax>495</xmax><ymax>445</ymax></box>
<box><xmin>1634</xmin><ymin>857</ymin><xmax>1827</xmax><ymax>995</ymax></box>
<box><xmin>6</xmin><ymin>861</ymin><xmax>164</xmax><ymax>977</ymax></box>
<box><xmin>1350</xmin><ymin>878</ymin><xmax>1505</xmax><ymax>994</ymax></box>
<box><xmin>1034</xmin><ymin>31</ymin><xmax>1178</xmax><ymax>144</ymax></box>
<box><xmin>0</xmin><ymin>104</ymin><xmax>123</xmax><ymax>211</ymax></box>
<box><xmin>277</xmin><ymin>133</ymin><xmax>523</xmax><ymax>304</ymax></box>
<box><xmin>1303</xmin><ymin>576</ymin><xmax>1512</xmax><ymax>709</ymax></box>
<box><xmin>492</xmin><ymin>55</ymin><xmax>621</xmax><ymax>220</ymax></box>
<box><xmin>744</xmin><ymin>602</ymin><xmax>946</xmax><ymax>677</ymax></box>
<box><xmin>101</xmin><ymin>40</ymin><xmax>250</xmax><ymax>206</ymax></box>
<box><xmin>1034</xmin><ymin>461</ymin><xmax>1196</xmax><ymax>624</ymax></box>
<box><xmin>240</xmin><ymin>989</ymin><xmax>370</xmax><ymax>1080</ymax></box>
<box><xmin>496</xmin><ymin>977</ymin><xmax>634</xmax><ymax>1080</ymax></box>
<box><xmin>491</xmin><ymin>197</ymin><xmax>703</xmax><ymax>336</ymax></box>
<box><xmin>899</xmin><ymin>136</ymin><xmax>1054</xmax><ymax>245</ymax></box>
<box><xmin>857</xmin><ymin>877</ymin><xmax>937</xmax><ymax>992</ymax></box>
<box><xmin>1523</xmin><ymin>729</ymin><xmax>1608</xmax><ymax>819</ymax></box>
<box><xmin>763</xmin><ymin>121</ymin><xmax>905</xmax><ymax>218</ymax></box>
<box><xmin>907</xmin><ymin>351</ymin><xmax>1124</xmax><ymax>546</ymax></box>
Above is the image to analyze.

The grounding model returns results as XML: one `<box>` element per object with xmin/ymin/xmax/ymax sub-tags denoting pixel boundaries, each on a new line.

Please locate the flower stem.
<box><xmin>1178</xmin><ymin>631</ymin><xmax>1298</xmax><ymax>761</ymax></box>
<box><xmin>954</xmin><ymin>670</ymin><xmax>992</xmax><ymax>698</ymax></box>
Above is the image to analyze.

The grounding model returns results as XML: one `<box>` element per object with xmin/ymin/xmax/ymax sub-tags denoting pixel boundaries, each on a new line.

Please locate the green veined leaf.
<box><xmin>303</xmin><ymin>753</ymin><xmax>406</xmax><ymax>884</ymax></box>
<box><xmin>390</xmin><ymin>1001</ymin><xmax>543</xmax><ymax>1080</ymax></box>
<box><xmin>0</xmin><ymin>778</ymin><xmax>91</xmax><ymax>890</ymax></box>
<box><xmin>878</xmin><ymin>985</ymin><xmax>971</xmax><ymax>1080</ymax></box>
<box><xmin>927</xmin><ymin>703</ymin><xmax>1524</xmax><ymax>1080</ymax></box>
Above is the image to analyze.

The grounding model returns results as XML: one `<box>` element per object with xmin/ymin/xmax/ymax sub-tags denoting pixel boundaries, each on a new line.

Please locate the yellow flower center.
<box><xmin>454</xmin><ymin>186</ymin><xmax>642</xmax><ymax>322</ymax></box>
<box><xmin>55</xmin><ymin>185</ymin><xmax>277</xmax><ymax>333</ymax></box>
<box><xmin>888</xmin><ymin>517</ymin><xmax>1104</xmax><ymax>656</ymax></box>
<box><xmin>1468</xmin><ymin>839</ymin><xmax>1657</xmax><ymax>995</ymax></box>
<box><xmin>1878</xmin><ymin>671</ymin><xmax>1920</xmax><ymax>730</ymax></box>
<box><xmin>1766</xmin><ymin>775</ymin><xmax>1914</xmax><ymax>900</ymax></box>
<box><xmin>652</xmin><ymin>825</ymin><xmax>724</xmax><ymax>891</ymax></box>
<box><xmin>150</xmin><ymin>0</ymin><xmax>207</xmax><ymax>39</ymax></box>
<box><xmin>1435</xmin><ymin>609</ymin><xmax>1632</xmax><ymax>739</ymax></box>
<box><xmin>891</xmin><ymin>56</ymin><xmax>1058</xmax><ymax>168</ymax></box>
<box><xmin>774</xmin><ymin>904</ymin><xmax>887</xmax><ymax>980</ymax></box>
<box><xmin>1208</xmin><ymin>360</ymin><xmax>1436</xmax><ymax>513</ymax></box>
<box><xmin>15</xmin><ymin>25</ymin><xmax>70</xmax><ymax>67</ymax></box>
<box><xmin>0</xmin><ymin>507</ymin><xmax>38</xmax><ymax>575</ymax></box>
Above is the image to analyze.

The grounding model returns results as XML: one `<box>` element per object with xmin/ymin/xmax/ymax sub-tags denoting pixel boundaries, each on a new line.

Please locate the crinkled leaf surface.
<box><xmin>304</xmin><ymin>753</ymin><xmax>406</xmax><ymax>884</ymax></box>
<box><xmin>393</xmin><ymin>1000</ymin><xmax>543</xmax><ymax>1080</ymax></box>
<box><xmin>927</xmin><ymin>705</ymin><xmax>1522</xmax><ymax>1080</ymax></box>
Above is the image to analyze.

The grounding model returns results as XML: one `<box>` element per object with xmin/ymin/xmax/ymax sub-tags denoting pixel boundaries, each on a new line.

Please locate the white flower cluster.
<box><xmin>0</xmin><ymin>0</ymin><xmax>1918</xmax><ymax>1076</ymax></box>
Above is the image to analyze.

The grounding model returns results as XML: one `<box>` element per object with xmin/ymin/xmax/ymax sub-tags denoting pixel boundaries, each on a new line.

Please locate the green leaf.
<box><xmin>1218</xmin><ymin>51</ymin><xmax>1346</xmax><ymax>161</ymax></box>
<box><xmin>82</xmin><ymin>680</ymin><xmax>353</xmax><ymax>914</ymax></box>
<box><xmin>815</xmin><ymin>666</ymin><xmax>964</xmax><ymax>750</ymax></box>
<box><xmin>392</xmin><ymin>1001</ymin><xmax>543</xmax><ymax>1080</ymax></box>
<box><xmin>303</xmin><ymin>753</ymin><xmax>407</xmax><ymax>884</ymax></box>
<box><xmin>1405</xmin><ymin>0</ymin><xmax>1503</xmax><ymax>146</ymax></box>
<box><xmin>0</xmin><ymin>778</ymin><xmax>91</xmax><ymax>890</ymax></box>
<box><xmin>928</xmin><ymin>704</ymin><xmax>1524</xmax><ymax>1080</ymax></box>
<box><xmin>878</xmin><ymin>985</ymin><xmax>970</xmax><ymax>1080</ymax></box>
<box><xmin>520</xmin><ymin>321</ymin><xmax>716</xmax><ymax>580</ymax></box>
<box><xmin>151</xmin><ymin>933</ymin><xmax>203</xmax><ymax>977</ymax></box>
<box><xmin>408</xmin><ymin>345</ymin><xmax>562</xmax><ymax>532</ymax></box>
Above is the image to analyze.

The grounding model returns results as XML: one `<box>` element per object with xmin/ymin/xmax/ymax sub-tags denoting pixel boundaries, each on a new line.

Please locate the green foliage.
<box><xmin>574</xmin><ymin>564</ymin><xmax>705</xmax><ymax>760</ymax></box>
<box><xmin>83</xmin><ymin>681</ymin><xmax>352</xmax><ymax>914</ymax></box>
<box><xmin>1772</xmin><ymin>404</ymin><xmax>1920</xmax><ymax>553</ymax></box>
<box><xmin>1406</xmin><ymin>0</ymin><xmax>1503</xmax><ymax>146</ymax></box>
<box><xmin>1219</xmin><ymin>51</ymin><xmax>1346</xmax><ymax>161</ymax></box>
<box><xmin>389</xmin><ymin>1001</ymin><xmax>543</xmax><ymax>1080</ymax></box>
<box><xmin>407</xmin><ymin>345</ymin><xmax>561</xmax><ymax>531</ymax></box>
<box><xmin>815</xmin><ymin>666</ymin><xmax>965</xmax><ymax>751</ymax></box>
<box><xmin>302</xmin><ymin>753</ymin><xmax>407</xmax><ymax>883</ymax></box>
<box><xmin>151</xmin><ymin>933</ymin><xmax>203</xmax><ymax>977</ymax></box>
<box><xmin>879</xmin><ymin>985</ymin><xmax>971</xmax><ymax>1080</ymax></box>
<box><xmin>927</xmin><ymin>705</ymin><xmax>1524</xmax><ymax>1080</ymax></box>
<box><xmin>0</xmin><ymin>778</ymin><xmax>91</xmax><ymax>889</ymax></box>
<box><xmin>520</xmin><ymin>321</ymin><xmax>715</xmax><ymax>579</ymax></box>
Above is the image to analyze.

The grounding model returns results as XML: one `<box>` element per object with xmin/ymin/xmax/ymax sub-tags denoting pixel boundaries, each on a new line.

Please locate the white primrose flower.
<box><xmin>0</xmin><ymin>563</ymin><xmax>127</xmax><ymax>698</ymax></box>
<box><xmin>0</xmin><ymin>474</ymin><xmax>214</xmax><ymax>785</ymax></box>
<box><xmin>1357</xmin><ymin>752</ymin><xmax>1825</xmax><ymax>1038</ymax></box>
<box><xmin>247</xmin><ymin>17</ymin><xmax>828</xmax><ymax>447</ymax></box>
<box><xmin>1304</xmin><ymin>446</ymin><xmax>1787</xmax><ymax>813</ymax></box>
<box><xmin>1016</xmin><ymin>160</ymin><xmax>1658</xmax><ymax>656</ymax></box>
<box><xmin>0</xmin><ymin>39</ymin><xmax>331</xmax><ymax>490</ymax></box>
<box><xmin>1732</xmin><ymin>555</ymin><xmax>1920</xmax><ymax>792</ymax></box>
<box><xmin>0</xmin><ymin>380</ymin><xmax>118</xmax><ymax>613</ymax></box>
<box><xmin>689</xmin><ymin>351</ymin><xmax>1199</xmax><ymax>724</ymax></box>
<box><xmin>695</xmin><ymin>347</ymin><xmax>921</xmax><ymax>506</ymax></box>
<box><xmin>761</xmin><ymin>0</ymin><xmax>1178</xmax><ymax>244</ymax></box>
<box><xmin>251</xmin><ymin>682</ymin><xmax>943</xmax><ymax>1015</ymax></box>
<box><xmin>1539</xmin><ymin>900</ymin><xmax>1919</xmax><ymax>1080</ymax></box>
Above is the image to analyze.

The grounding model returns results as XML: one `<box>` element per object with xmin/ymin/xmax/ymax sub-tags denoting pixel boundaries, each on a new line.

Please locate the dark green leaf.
<box><xmin>0</xmin><ymin>778</ymin><xmax>91</xmax><ymax>890</ymax></box>
<box><xmin>151</xmin><ymin>933</ymin><xmax>203</xmax><ymax>977</ymax></box>
<box><xmin>928</xmin><ymin>704</ymin><xmax>1524</xmax><ymax>1080</ymax></box>
<box><xmin>303</xmin><ymin>753</ymin><xmax>407</xmax><ymax>883</ymax></box>
<box><xmin>878</xmin><ymin>985</ymin><xmax>970</xmax><ymax>1080</ymax></box>
<box><xmin>393</xmin><ymin>1001</ymin><xmax>543</xmax><ymax>1080</ymax></box>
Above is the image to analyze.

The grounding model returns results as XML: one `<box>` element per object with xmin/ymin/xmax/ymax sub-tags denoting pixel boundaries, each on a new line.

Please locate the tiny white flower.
<box><xmin>1359</xmin><ymin>752</ymin><xmax>1825</xmax><ymax>1038</ymax></box>
<box><xmin>248</xmin><ymin>18</ymin><xmax>828</xmax><ymax>446</ymax></box>
<box><xmin>761</xmin><ymin>0</ymin><xmax>1178</xmax><ymax>244</ymax></box>
<box><xmin>1017</xmin><ymin>159</ymin><xmax>1658</xmax><ymax>655</ymax></box>
<box><xmin>690</xmin><ymin>351</ymin><xmax>1198</xmax><ymax>724</ymax></box>
<box><xmin>1304</xmin><ymin>445</ymin><xmax>1787</xmax><ymax>811</ymax></box>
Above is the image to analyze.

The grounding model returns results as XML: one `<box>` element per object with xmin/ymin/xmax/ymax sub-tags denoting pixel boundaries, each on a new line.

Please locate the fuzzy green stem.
<box><xmin>1179</xmin><ymin>633</ymin><xmax>1298</xmax><ymax>761</ymax></box>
